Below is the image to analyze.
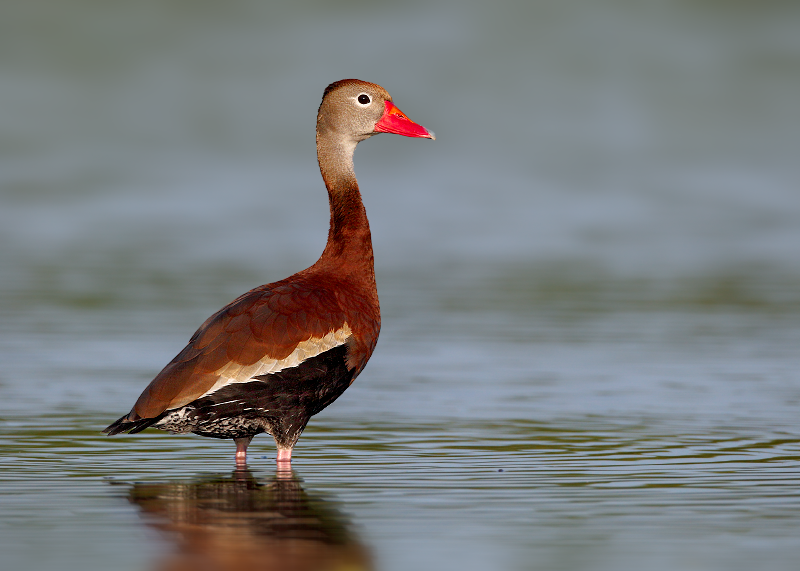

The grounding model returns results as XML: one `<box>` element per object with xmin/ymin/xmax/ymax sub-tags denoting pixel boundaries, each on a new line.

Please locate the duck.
<box><xmin>104</xmin><ymin>79</ymin><xmax>434</xmax><ymax>468</ymax></box>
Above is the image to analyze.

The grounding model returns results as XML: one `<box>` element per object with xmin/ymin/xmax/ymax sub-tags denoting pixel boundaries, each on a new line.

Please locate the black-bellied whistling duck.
<box><xmin>104</xmin><ymin>79</ymin><xmax>434</xmax><ymax>468</ymax></box>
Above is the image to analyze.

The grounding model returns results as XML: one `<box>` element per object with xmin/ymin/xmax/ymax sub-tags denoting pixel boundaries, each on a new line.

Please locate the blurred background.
<box><xmin>1</xmin><ymin>1</ymin><xmax>799</xmax><ymax>570</ymax></box>
<box><xmin>3</xmin><ymin>0</ymin><xmax>799</xmax><ymax>288</ymax></box>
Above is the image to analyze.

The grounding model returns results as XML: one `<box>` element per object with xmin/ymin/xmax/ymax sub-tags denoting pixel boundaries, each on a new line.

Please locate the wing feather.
<box><xmin>129</xmin><ymin>280</ymin><xmax>349</xmax><ymax>420</ymax></box>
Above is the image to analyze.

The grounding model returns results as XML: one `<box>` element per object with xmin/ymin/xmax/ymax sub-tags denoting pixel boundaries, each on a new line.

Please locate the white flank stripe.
<box><xmin>200</xmin><ymin>324</ymin><xmax>352</xmax><ymax>398</ymax></box>
<box><xmin>209</xmin><ymin>399</ymin><xmax>240</xmax><ymax>407</ymax></box>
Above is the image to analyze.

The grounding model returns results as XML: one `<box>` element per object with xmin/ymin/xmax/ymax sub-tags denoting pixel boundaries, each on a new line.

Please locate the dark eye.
<box><xmin>357</xmin><ymin>93</ymin><xmax>371</xmax><ymax>105</ymax></box>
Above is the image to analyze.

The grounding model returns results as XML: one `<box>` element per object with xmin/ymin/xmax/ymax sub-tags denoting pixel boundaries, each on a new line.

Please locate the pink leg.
<box><xmin>276</xmin><ymin>447</ymin><xmax>292</xmax><ymax>471</ymax></box>
<box><xmin>234</xmin><ymin>436</ymin><xmax>253</xmax><ymax>467</ymax></box>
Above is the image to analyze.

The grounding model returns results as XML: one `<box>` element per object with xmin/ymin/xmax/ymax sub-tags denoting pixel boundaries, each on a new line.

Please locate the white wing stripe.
<box><xmin>199</xmin><ymin>324</ymin><xmax>352</xmax><ymax>399</ymax></box>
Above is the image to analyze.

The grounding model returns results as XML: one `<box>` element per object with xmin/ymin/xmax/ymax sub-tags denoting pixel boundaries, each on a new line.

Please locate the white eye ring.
<box><xmin>355</xmin><ymin>93</ymin><xmax>372</xmax><ymax>106</ymax></box>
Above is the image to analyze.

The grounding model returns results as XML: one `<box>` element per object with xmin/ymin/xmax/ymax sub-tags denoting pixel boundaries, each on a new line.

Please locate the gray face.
<box><xmin>317</xmin><ymin>80</ymin><xmax>392</xmax><ymax>142</ymax></box>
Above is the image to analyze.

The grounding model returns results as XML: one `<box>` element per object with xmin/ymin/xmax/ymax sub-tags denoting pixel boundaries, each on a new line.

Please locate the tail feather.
<box><xmin>103</xmin><ymin>414</ymin><xmax>161</xmax><ymax>435</ymax></box>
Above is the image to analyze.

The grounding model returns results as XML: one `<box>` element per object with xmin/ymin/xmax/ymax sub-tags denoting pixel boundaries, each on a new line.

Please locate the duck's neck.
<box><xmin>315</xmin><ymin>134</ymin><xmax>375</xmax><ymax>279</ymax></box>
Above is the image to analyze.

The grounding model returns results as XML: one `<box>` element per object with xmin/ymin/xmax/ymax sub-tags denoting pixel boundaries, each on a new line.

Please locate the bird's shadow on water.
<box><xmin>113</xmin><ymin>468</ymin><xmax>373</xmax><ymax>571</ymax></box>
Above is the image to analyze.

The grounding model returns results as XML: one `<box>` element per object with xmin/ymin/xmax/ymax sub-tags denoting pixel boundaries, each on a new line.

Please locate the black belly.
<box><xmin>155</xmin><ymin>343</ymin><xmax>356</xmax><ymax>447</ymax></box>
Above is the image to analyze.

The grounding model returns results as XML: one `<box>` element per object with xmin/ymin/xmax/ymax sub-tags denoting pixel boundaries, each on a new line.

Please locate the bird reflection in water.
<box><xmin>126</xmin><ymin>469</ymin><xmax>373</xmax><ymax>571</ymax></box>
